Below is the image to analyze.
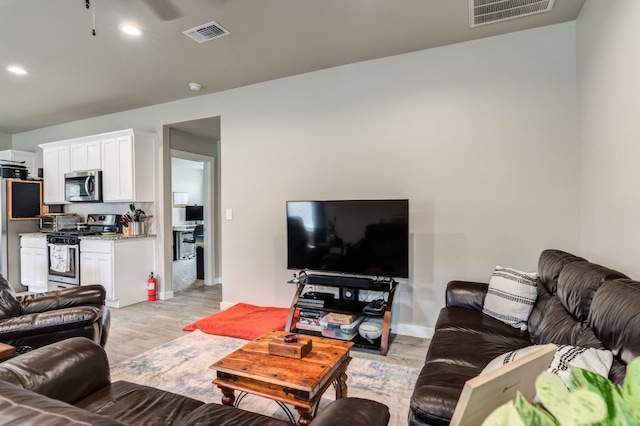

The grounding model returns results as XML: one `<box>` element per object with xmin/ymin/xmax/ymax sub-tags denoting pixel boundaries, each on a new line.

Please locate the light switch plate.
<box><xmin>225</xmin><ymin>208</ymin><xmax>233</xmax><ymax>220</ymax></box>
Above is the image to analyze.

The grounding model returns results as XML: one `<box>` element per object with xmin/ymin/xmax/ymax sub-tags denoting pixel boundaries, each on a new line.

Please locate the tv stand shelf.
<box><xmin>285</xmin><ymin>278</ymin><xmax>398</xmax><ymax>355</ymax></box>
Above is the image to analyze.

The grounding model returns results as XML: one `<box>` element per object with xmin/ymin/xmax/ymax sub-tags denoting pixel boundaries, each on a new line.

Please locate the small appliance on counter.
<box><xmin>39</xmin><ymin>213</ymin><xmax>82</xmax><ymax>232</ymax></box>
<box><xmin>86</xmin><ymin>213</ymin><xmax>119</xmax><ymax>234</ymax></box>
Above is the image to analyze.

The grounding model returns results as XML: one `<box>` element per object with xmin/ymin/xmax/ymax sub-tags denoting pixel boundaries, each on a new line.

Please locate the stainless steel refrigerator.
<box><xmin>0</xmin><ymin>179</ymin><xmax>41</xmax><ymax>292</ymax></box>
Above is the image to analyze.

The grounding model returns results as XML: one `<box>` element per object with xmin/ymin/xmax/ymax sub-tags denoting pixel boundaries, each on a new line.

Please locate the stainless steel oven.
<box><xmin>47</xmin><ymin>232</ymin><xmax>81</xmax><ymax>288</ymax></box>
<box><xmin>64</xmin><ymin>170</ymin><xmax>102</xmax><ymax>202</ymax></box>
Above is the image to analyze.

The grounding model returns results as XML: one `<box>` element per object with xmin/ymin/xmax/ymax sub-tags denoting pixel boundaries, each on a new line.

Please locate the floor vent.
<box><xmin>183</xmin><ymin>21</ymin><xmax>230</xmax><ymax>43</ymax></box>
<box><xmin>469</xmin><ymin>0</ymin><xmax>555</xmax><ymax>27</ymax></box>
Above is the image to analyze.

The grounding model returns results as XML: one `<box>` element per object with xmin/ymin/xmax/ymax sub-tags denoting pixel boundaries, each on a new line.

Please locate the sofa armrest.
<box><xmin>18</xmin><ymin>285</ymin><xmax>106</xmax><ymax>315</ymax></box>
<box><xmin>0</xmin><ymin>307</ymin><xmax>102</xmax><ymax>338</ymax></box>
<box><xmin>311</xmin><ymin>398</ymin><xmax>390</xmax><ymax>426</ymax></box>
<box><xmin>445</xmin><ymin>280</ymin><xmax>489</xmax><ymax>311</ymax></box>
<box><xmin>0</xmin><ymin>336</ymin><xmax>110</xmax><ymax>404</ymax></box>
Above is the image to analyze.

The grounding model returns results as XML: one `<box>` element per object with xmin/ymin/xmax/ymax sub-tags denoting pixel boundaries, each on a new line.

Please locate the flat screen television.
<box><xmin>286</xmin><ymin>199</ymin><xmax>409</xmax><ymax>278</ymax></box>
<box><xmin>185</xmin><ymin>205</ymin><xmax>203</xmax><ymax>221</ymax></box>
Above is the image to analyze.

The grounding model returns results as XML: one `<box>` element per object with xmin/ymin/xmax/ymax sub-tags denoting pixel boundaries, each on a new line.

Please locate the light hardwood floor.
<box><xmin>106</xmin><ymin>284</ymin><xmax>430</xmax><ymax>369</ymax></box>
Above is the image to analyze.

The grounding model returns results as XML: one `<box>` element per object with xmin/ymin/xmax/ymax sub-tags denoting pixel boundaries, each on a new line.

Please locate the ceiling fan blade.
<box><xmin>142</xmin><ymin>0</ymin><xmax>183</xmax><ymax>21</ymax></box>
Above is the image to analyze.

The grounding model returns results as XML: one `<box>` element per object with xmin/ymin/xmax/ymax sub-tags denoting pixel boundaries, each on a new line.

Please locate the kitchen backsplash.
<box><xmin>64</xmin><ymin>202</ymin><xmax>155</xmax><ymax>233</ymax></box>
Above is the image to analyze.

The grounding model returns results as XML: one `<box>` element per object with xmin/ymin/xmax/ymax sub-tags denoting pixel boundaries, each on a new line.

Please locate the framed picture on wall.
<box><xmin>173</xmin><ymin>192</ymin><xmax>188</xmax><ymax>207</ymax></box>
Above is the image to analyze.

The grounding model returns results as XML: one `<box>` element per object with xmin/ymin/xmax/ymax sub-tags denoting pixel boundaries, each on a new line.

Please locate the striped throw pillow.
<box><xmin>482</xmin><ymin>266</ymin><xmax>538</xmax><ymax>331</ymax></box>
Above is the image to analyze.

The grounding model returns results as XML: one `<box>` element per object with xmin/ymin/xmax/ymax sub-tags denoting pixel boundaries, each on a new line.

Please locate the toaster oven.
<box><xmin>39</xmin><ymin>214</ymin><xmax>81</xmax><ymax>232</ymax></box>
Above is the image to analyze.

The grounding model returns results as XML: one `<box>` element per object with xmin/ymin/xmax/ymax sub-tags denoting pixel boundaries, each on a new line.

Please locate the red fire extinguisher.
<box><xmin>147</xmin><ymin>272</ymin><xmax>157</xmax><ymax>302</ymax></box>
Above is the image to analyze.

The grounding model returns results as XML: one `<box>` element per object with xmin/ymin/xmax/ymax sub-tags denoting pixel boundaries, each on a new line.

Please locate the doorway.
<box><xmin>164</xmin><ymin>117</ymin><xmax>221</xmax><ymax>295</ymax></box>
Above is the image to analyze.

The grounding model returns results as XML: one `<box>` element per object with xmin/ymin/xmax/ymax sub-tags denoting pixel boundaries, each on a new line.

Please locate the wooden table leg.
<box><xmin>334</xmin><ymin>371</ymin><xmax>348</xmax><ymax>398</ymax></box>
<box><xmin>217</xmin><ymin>385</ymin><xmax>236</xmax><ymax>406</ymax></box>
<box><xmin>295</xmin><ymin>406</ymin><xmax>314</xmax><ymax>426</ymax></box>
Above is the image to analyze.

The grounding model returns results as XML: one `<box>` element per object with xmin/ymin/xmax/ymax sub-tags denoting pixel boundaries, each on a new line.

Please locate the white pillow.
<box><xmin>481</xmin><ymin>344</ymin><xmax>614</xmax><ymax>389</ymax></box>
<box><xmin>482</xmin><ymin>266</ymin><xmax>538</xmax><ymax>331</ymax></box>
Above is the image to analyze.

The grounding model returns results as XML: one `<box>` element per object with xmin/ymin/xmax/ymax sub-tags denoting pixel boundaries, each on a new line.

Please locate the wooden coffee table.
<box><xmin>210</xmin><ymin>330</ymin><xmax>353</xmax><ymax>425</ymax></box>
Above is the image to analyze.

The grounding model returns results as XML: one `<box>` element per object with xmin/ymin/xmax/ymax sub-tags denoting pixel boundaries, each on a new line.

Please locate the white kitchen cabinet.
<box><xmin>41</xmin><ymin>144</ymin><xmax>70</xmax><ymax>204</ymax></box>
<box><xmin>40</xmin><ymin>128</ymin><xmax>156</xmax><ymax>204</ymax></box>
<box><xmin>20</xmin><ymin>235</ymin><xmax>48</xmax><ymax>293</ymax></box>
<box><xmin>102</xmin><ymin>130</ymin><xmax>155</xmax><ymax>202</ymax></box>
<box><xmin>80</xmin><ymin>237</ymin><xmax>155</xmax><ymax>308</ymax></box>
<box><xmin>70</xmin><ymin>140</ymin><xmax>101</xmax><ymax>171</ymax></box>
<box><xmin>0</xmin><ymin>150</ymin><xmax>37</xmax><ymax>177</ymax></box>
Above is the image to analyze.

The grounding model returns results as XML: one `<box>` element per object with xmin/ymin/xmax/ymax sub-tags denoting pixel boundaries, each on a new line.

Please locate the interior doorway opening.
<box><xmin>164</xmin><ymin>117</ymin><xmax>221</xmax><ymax>295</ymax></box>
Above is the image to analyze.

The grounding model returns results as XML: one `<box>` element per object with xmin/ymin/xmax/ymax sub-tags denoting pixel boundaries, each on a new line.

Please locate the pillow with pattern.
<box><xmin>480</xmin><ymin>344</ymin><xmax>614</xmax><ymax>389</ymax></box>
<box><xmin>482</xmin><ymin>266</ymin><xmax>538</xmax><ymax>331</ymax></box>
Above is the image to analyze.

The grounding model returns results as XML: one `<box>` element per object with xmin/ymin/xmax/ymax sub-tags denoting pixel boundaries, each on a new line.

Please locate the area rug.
<box><xmin>183</xmin><ymin>303</ymin><xmax>292</xmax><ymax>340</ymax></box>
<box><xmin>111</xmin><ymin>330</ymin><xmax>419</xmax><ymax>426</ymax></box>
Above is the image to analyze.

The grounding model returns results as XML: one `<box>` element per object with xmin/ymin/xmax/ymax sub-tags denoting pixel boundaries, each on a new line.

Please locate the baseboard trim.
<box><xmin>220</xmin><ymin>301</ymin><xmax>234</xmax><ymax>310</ymax></box>
<box><xmin>159</xmin><ymin>291</ymin><xmax>174</xmax><ymax>300</ymax></box>
<box><xmin>395</xmin><ymin>323</ymin><xmax>434</xmax><ymax>339</ymax></box>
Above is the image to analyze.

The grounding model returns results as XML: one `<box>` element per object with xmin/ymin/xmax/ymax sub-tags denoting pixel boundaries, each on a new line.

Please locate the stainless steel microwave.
<box><xmin>64</xmin><ymin>170</ymin><xmax>102</xmax><ymax>202</ymax></box>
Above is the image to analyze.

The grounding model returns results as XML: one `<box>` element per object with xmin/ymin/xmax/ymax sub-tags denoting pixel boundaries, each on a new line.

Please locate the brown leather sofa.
<box><xmin>0</xmin><ymin>276</ymin><xmax>110</xmax><ymax>349</ymax></box>
<box><xmin>409</xmin><ymin>249</ymin><xmax>640</xmax><ymax>425</ymax></box>
<box><xmin>0</xmin><ymin>337</ymin><xmax>390</xmax><ymax>425</ymax></box>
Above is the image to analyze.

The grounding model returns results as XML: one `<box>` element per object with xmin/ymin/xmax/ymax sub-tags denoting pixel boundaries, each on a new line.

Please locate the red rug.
<box><xmin>183</xmin><ymin>303</ymin><xmax>293</xmax><ymax>340</ymax></box>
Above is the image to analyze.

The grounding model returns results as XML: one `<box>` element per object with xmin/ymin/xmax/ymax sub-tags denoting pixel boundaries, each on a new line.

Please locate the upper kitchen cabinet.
<box><xmin>41</xmin><ymin>144</ymin><xmax>70</xmax><ymax>204</ymax></box>
<box><xmin>40</xmin><ymin>129</ymin><xmax>156</xmax><ymax>204</ymax></box>
<box><xmin>70</xmin><ymin>140</ymin><xmax>101</xmax><ymax>172</ymax></box>
<box><xmin>101</xmin><ymin>129</ymin><xmax>155</xmax><ymax>202</ymax></box>
<box><xmin>0</xmin><ymin>150</ymin><xmax>37</xmax><ymax>177</ymax></box>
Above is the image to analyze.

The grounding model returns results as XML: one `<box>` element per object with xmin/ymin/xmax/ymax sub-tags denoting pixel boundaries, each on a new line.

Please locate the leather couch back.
<box><xmin>528</xmin><ymin>249</ymin><xmax>639</xmax><ymax>385</ymax></box>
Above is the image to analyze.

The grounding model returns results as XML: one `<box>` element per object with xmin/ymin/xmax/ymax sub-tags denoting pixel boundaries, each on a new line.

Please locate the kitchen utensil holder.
<box><xmin>130</xmin><ymin>222</ymin><xmax>144</xmax><ymax>236</ymax></box>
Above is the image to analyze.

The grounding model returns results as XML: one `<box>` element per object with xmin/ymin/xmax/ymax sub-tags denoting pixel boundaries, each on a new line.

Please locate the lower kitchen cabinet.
<box><xmin>80</xmin><ymin>237</ymin><xmax>155</xmax><ymax>308</ymax></box>
<box><xmin>20</xmin><ymin>235</ymin><xmax>48</xmax><ymax>293</ymax></box>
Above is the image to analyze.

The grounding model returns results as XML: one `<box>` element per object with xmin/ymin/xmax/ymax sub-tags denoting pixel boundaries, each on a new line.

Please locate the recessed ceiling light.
<box><xmin>5</xmin><ymin>65</ymin><xmax>28</xmax><ymax>75</ymax></box>
<box><xmin>119</xmin><ymin>24</ymin><xmax>143</xmax><ymax>36</ymax></box>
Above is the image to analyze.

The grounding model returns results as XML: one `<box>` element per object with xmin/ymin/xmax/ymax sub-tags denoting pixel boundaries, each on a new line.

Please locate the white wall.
<box><xmin>0</xmin><ymin>132</ymin><xmax>11</xmax><ymax>149</ymax></box>
<box><xmin>576</xmin><ymin>0</ymin><xmax>640</xmax><ymax>278</ymax></box>
<box><xmin>11</xmin><ymin>23</ymin><xmax>578</xmax><ymax>336</ymax></box>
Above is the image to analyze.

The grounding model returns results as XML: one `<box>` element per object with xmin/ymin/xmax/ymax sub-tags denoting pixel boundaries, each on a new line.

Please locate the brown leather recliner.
<box><xmin>0</xmin><ymin>274</ymin><xmax>110</xmax><ymax>349</ymax></box>
<box><xmin>0</xmin><ymin>337</ymin><xmax>390</xmax><ymax>425</ymax></box>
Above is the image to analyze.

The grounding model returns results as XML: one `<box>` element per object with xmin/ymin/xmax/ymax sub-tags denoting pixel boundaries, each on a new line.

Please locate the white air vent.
<box><xmin>183</xmin><ymin>21</ymin><xmax>230</xmax><ymax>43</ymax></box>
<box><xmin>470</xmin><ymin>0</ymin><xmax>555</xmax><ymax>27</ymax></box>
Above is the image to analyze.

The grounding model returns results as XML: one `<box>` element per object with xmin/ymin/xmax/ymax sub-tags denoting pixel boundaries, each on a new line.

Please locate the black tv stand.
<box><xmin>285</xmin><ymin>275</ymin><xmax>398</xmax><ymax>355</ymax></box>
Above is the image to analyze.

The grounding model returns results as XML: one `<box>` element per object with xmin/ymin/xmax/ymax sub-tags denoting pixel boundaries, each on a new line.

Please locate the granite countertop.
<box><xmin>80</xmin><ymin>234</ymin><xmax>156</xmax><ymax>241</ymax></box>
<box><xmin>19</xmin><ymin>232</ymin><xmax>49</xmax><ymax>237</ymax></box>
<box><xmin>19</xmin><ymin>232</ymin><xmax>156</xmax><ymax>240</ymax></box>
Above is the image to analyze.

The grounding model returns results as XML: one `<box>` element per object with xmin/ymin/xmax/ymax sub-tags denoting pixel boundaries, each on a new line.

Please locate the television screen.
<box><xmin>286</xmin><ymin>199</ymin><xmax>409</xmax><ymax>278</ymax></box>
<box><xmin>185</xmin><ymin>205</ymin><xmax>203</xmax><ymax>221</ymax></box>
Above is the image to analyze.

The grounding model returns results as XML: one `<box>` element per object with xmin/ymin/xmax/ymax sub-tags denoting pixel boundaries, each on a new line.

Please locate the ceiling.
<box><xmin>0</xmin><ymin>0</ymin><xmax>586</xmax><ymax>135</ymax></box>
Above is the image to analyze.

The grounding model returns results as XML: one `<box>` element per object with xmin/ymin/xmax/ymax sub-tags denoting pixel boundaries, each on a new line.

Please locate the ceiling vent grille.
<box><xmin>469</xmin><ymin>0</ymin><xmax>555</xmax><ymax>27</ymax></box>
<box><xmin>183</xmin><ymin>21</ymin><xmax>230</xmax><ymax>43</ymax></box>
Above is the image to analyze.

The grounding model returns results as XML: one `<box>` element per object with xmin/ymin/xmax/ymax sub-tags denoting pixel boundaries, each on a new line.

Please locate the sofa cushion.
<box><xmin>537</xmin><ymin>249</ymin><xmax>587</xmax><ymax>295</ymax></box>
<box><xmin>75</xmin><ymin>381</ymin><xmax>204</xmax><ymax>425</ymax></box>
<box><xmin>410</xmin><ymin>306</ymin><xmax>531</xmax><ymax>426</ymax></box>
<box><xmin>482</xmin><ymin>266</ymin><xmax>537</xmax><ymax>331</ymax></box>
<box><xmin>556</xmin><ymin>262</ymin><xmax>627</xmax><ymax>322</ymax></box>
<box><xmin>480</xmin><ymin>344</ymin><xmax>613</xmax><ymax>388</ymax></box>
<box><xmin>0</xmin><ymin>274</ymin><xmax>20</xmax><ymax>320</ymax></box>
<box><xmin>588</xmin><ymin>279</ymin><xmax>640</xmax><ymax>367</ymax></box>
<box><xmin>179</xmin><ymin>403</ymin><xmax>292</xmax><ymax>426</ymax></box>
<box><xmin>0</xmin><ymin>380</ymin><xmax>125</xmax><ymax>425</ymax></box>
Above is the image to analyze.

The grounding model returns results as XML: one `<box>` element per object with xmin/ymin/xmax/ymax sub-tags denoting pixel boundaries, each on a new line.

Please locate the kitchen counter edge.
<box><xmin>19</xmin><ymin>232</ymin><xmax>157</xmax><ymax>241</ymax></box>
